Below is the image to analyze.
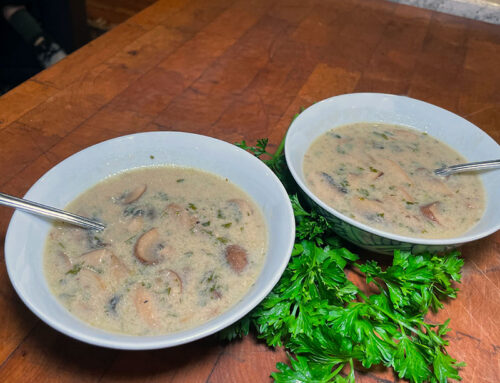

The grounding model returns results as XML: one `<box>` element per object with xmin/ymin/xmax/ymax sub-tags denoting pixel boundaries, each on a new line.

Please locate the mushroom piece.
<box><xmin>110</xmin><ymin>254</ymin><xmax>130</xmax><ymax>283</ymax></box>
<box><xmin>350</xmin><ymin>197</ymin><xmax>387</xmax><ymax>220</ymax></box>
<box><xmin>398</xmin><ymin>186</ymin><xmax>415</xmax><ymax>203</ymax></box>
<box><xmin>376</xmin><ymin>158</ymin><xmax>413</xmax><ymax>185</ymax></box>
<box><xmin>134</xmin><ymin>228</ymin><xmax>165</xmax><ymax>265</ymax></box>
<box><xmin>80</xmin><ymin>248</ymin><xmax>112</xmax><ymax>268</ymax></box>
<box><xmin>55</xmin><ymin>252</ymin><xmax>73</xmax><ymax>273</ymax></box>
<box><xmin>164</xmin><ymin>203</ymin><xmax>197</xmax><ymax>229</ymax></box>
<box><xmin>420</xmin><ymin>202</ymin><xmax>441</xmax><ymax>224</ymax></box>
<box><xmin>133</xmin><ymin>285</ymin><xmax>159</xmax><ymax>328</ymax></box>
<box><xmin>225</xmin><ymin>244</ymin><xmax>248</xmax><ymax>273</ymax></box>
<box><xmin>120</xmin><ymin>184</ymin><xmax>147</xmax><ymax>204</ymax></box>
<box><xmin>76</xmin><ymin>268</ymin><xmax>106</xmax><ymax>292</ymax></box>
<box><xmin>370</xmin><ymin>171</ymin><xmax>384</xmax><ymax>181</ymax></box>
<box><xmin>152</xmin><ymin>269</ymin><xmax>183</xmax><ymax>300</ymax></box>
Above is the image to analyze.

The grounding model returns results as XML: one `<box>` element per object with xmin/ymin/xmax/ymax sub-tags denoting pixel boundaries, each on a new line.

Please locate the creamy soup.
<box><xmin>303</xmin><ymin>123</ymin><xmax>485</xmax><ymax>238</ymax></box>
<box><xmin>44</xmin><ymin>166</ymin><xmax>267</xmax><ymax>336</ymax></box>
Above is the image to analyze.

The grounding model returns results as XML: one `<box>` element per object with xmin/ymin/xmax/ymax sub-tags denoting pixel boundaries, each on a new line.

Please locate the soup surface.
<box><xmin>44</xmin><ymin>166</ymin><xmax>267</xmax><ymax>336</ymax></box>
<box><xmin>303</xmin><ymin>123</ymin><xmax>485</xmax><ymax>238</ymax></box>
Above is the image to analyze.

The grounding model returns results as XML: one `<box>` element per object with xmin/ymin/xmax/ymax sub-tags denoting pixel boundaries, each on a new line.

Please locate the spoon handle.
<box><xmin>434</xmin><ymin>159</ymin><xmax>500</xmax><ymax>176</ymax></box>
<box><xmin>0</xmin><ymin>192</ymin><xmax>106</xmax><ymax>231</ymax></box>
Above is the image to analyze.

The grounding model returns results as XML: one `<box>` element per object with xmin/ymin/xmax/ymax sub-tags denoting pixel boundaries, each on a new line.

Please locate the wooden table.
<box><xmin>1</xmin><ymin>0</ymin><xmax>499</xmax><ymax>381</ymax></box>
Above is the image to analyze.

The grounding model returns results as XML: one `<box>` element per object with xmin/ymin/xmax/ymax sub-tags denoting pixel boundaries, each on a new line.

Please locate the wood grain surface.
<box><xmin>1</xmin><ymin>0</ymin><xmax>499</xmax><ymax>382</ymax></box>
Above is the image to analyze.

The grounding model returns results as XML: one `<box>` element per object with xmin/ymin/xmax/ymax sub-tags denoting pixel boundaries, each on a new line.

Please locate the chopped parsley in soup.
<box><xmin>303</xmin><ymin>123</ymin><xmax>485</xmax><ymax>239</ymax></box>
<box><xmin>44</xmin><ymin>166</ymin><xmax>267</xmax><ymax>336</ymax></box>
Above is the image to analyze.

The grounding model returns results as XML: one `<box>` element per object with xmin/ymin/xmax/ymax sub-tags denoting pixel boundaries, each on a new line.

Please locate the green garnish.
<box><xmin>124</xmin><ymin>235</ymin><xmax>137</xmax><ymax>244</ymax></box>
<box><xmin>216</xmin><ymin>237</ymin><xmax>229</xmax><ymax>244</ymax></box>
<box><xmin>222</xmin><ymin>222</ymin><xmax>232</xmax><ymax>228</ymax></box>
<box><xmin>155</xmin><ymin>191</ymin><xmax>169</xmax><ymax>200</ymax></box>
<box><xmin>357</xmin><ymin>188</ymin><xmax>370</xmax><ymax>197</ymax></box>
<box><xmin>202</xmin><ymin>221</ymin><xmax>211</xmax><ymax>227</ymax></box>
<box><xmin>225</xmin><ymin>127</ymin><xmax>465</xmax><ymax>383</ymax></box>
<box><xmin>369</xmin><ymin>166</ymin><xmax>379</xmax><ymax>173</ymax></box>
<box><xmin>66</xmin><ymin>263</ymin><xmax>83</xmax><ymax>275</ymax></box>
<box><xmin>176</xmin><ymin>178</ymin><xmax>185</xmax><ymax>183</ymax></box>
<box><xmin>373</xmin><ymin>131</ymin><xmax>389</xmax><ymax>140</ymax></box>
<box><xmin>188</xmin><ymin>203</ymin><xmax>197</xmax><ymax>210</ymax></box>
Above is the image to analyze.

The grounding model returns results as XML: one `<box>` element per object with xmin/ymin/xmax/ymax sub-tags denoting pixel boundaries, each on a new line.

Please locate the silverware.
<box><xmin>434</xmin><ymin>159</ymin><xmax>500</xmax><ymax>176</ymax></box>
<box><xmin>0</xmin><ymin>192</ymin><xmax>106</xmax><ymax>231</ymax></box>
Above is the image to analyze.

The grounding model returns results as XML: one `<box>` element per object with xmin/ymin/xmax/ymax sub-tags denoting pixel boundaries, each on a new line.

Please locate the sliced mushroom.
<box><xmin>164</xmin><ymin>203</ymin><xmax>197</xmax><ymax>229</ymax></box>
<box><xmin>351</xmin><ymin>197</ymin><xmax>386</xmax><ymax>219</ymax></box>
<box><xmin>120</xmin><ymin>184</ymin><xmax>147</xmax><ymax>204</ymax></box>
<box><xmin>376</xmin><ymin>158</ymin><xmax>412</xmax><ymax>185</ymax></box>
<box><xmin>134</xmin><ymin>228</ymin><xmax>165</xmax><ymax>265</ymax></box>
<box><xmin>76</xmin><ymin>268</ymin><xmax>106</xmax><ymax>291</ymax></box>
<box><xmin>152</xmin><ymin>269</ymin><xmax>183</xmax><ymax>300</ymax></box>
<box><xmin>80</xmin><ymin>248</ymin><xmax>112</xmax><ymax>268</ymax></box>
<box><xmin>398</xmin><ymin>186</ymin><xmax>415</xmax><ymax>203</ymax></box>
<box><xmin>110</xmin><ymin>254</ymin><xmax>130</xmax><ymax>282</ymax></box>
<box><xmin>370</xmin><ymin>171</ymin><xmax>384</xmax><ymax>181</ymax></box>
<box><xmin>420</xmin><ymin>202</ymin><xmax>442</xmax><ymax>224</ymax></box>
<box><xmin>55</xmin><ymin>252</ymin><xmax>72</xmax><ymax>273</ymax></box>
<box><xmin>225</xmin><ymin>244</ymin><xmax>248</xmax><ymax>273</ymax></box>
<box><xmin>133</xmin><ymin>285</ymin><xmax>159</xmax><ymax>328</ymax></box>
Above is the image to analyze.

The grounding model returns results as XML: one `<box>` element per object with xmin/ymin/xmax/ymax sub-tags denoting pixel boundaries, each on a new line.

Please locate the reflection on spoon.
<box><xmin>0</xmin><ymin>192</ymin><xmax>106</xmax><ymax>231</ymax></box>
<box><xmin>434</xmin><ymin>159</ymin><xmax>500</xmax><ymax>177</ymax></box>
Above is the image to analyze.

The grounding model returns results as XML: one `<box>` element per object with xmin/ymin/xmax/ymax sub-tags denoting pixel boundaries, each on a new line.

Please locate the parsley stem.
<box><xmin>331</xmin><ymin>363</ymin><xmax>345</xmax><ymax>377</ymax></box>
<box><xmin>348</xmin><ymin>359</ymin><xmax>355</xmax><ymax>380</ymax></box>
<box><xmin>273</xmin><ymin>134</ymin><xmax>286</xmax><ymax>159</ymax></box>
<box><xmin>357</xmin><ymin>290</ymin><xmax>427</xmax><ymax>339</ymax></box>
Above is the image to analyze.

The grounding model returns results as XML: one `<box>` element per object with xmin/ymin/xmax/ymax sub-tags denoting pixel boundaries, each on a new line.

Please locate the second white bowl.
<box><xmin>285</xmin><ymin>93</ymin><xmax>500</xmax><ymax>254</ymax></box>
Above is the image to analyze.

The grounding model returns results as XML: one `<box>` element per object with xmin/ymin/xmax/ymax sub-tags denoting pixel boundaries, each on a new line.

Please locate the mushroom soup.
<box><xmin>303</xmin><ymin>123</ymin><xmax>485</xmax><ymax>238</ymax></box>
<box><xmin>44</xmin><ymin>166</ymin><xmax>267</xmax><ymax>336</ymax></box>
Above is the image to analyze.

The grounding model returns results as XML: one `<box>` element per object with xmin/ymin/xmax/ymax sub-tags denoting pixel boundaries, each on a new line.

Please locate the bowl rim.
<box><xmin>5</xmin><ymin>131</ymin><xmax>296</xmax><ymax>350</ymax></box>
<box><xmin>284</xmin><ymin>92</ymin><xmax>500</xmax><ymax>246</ymax></box>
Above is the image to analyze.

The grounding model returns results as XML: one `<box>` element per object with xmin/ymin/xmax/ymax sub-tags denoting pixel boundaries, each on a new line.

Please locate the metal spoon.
<box><xmin>434</xmin><ymin>159</ymin><xmax>500</xmax><ymax>176</ymax></box>
<box><xmin>0</xmin><ymin>192</ymin><xmax>106</xmax><ymax>231</ymax></box>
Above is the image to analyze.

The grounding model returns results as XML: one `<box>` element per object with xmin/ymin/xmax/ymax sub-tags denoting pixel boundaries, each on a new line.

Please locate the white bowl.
<box><xmin>285</xmin><ymin>93</ymin><xmax>500</xmax><ymax>255</ymax></box>
<box><xmin>5</xmin><ymin>132</ymin><xmax>295</xmax><ymax>349</ymax></box>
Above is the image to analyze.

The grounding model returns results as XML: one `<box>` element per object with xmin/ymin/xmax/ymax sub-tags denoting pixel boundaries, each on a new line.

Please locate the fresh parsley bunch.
<box><xmin>226</xmin><ymin>135</ymin><xmax>465</xmax><ymax>383</ymax></box>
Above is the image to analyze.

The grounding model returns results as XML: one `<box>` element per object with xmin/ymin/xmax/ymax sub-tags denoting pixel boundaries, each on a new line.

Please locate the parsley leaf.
<box><xmin>224</xmin><ymin>124</ymin><xmax>465</xmax><ymax>383</ymax></box>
